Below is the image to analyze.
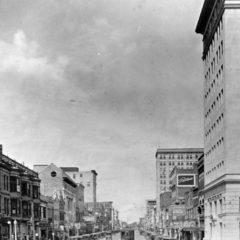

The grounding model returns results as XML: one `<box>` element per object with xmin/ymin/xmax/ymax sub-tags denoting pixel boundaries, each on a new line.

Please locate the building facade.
<box><xmin>156</xmin><ymin>148</ymin><xmax>203</xmax><ymax>226</ymax></box>
<box><xmin>145</xmin><ymin>200</ymin><xmax>156</xmax><ymax>232</ymax></box>
<box><xmin>0</xmin><ymin>145</ymin><xmax>41</xmax><ymax>240</ymax></box>
<box><xmin>196</xmin><ymin>1</ymin><xmax>240</xmax><ymax>239</ymax></box>
<box><xmin>85</xmin><ymin>201</ymin><xmax>114</xmax><ymax>231</ymax></box>
<box><xmin>168</xmin><ymin>166</ymin><xmax>198</xmax><ymax>238</ymax></box>
<box><xmin>34</xmin><ymin>164</ymin><xmax>81</xmax><ymax>237</ymax></box>
<box><xmin>61</xmin><ymin>168</ymin><xmax>97</xmax><ymax>209</ymax></box>
<box><xmin>159</xmin><ymin>192</ymin><xmax>171</xmax><ymax>234</ymax></box>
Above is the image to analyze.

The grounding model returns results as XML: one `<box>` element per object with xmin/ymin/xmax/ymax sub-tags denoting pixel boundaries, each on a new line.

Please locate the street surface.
<box><xmin>134</xmin><ymin>230</ymin><xmax>146</xmax><ymax>240</ymax></box>
<box><xmin>112</xmin><ymin>230</ymin><xmax>145</xmax><ymax>240</ymax></box>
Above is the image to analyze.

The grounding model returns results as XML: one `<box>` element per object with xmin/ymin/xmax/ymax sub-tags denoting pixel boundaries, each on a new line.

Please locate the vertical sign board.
<box><xmin>177</xmin><ymin>174</ymin><xmax>195</xmax><ymax>187</ymax></box>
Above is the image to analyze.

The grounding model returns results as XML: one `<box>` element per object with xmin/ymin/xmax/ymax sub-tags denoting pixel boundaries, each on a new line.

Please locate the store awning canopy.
<box><xmin>182</xmin><ymin>227</ymin><xmax>204</xmax><ymax>232</ymax></box>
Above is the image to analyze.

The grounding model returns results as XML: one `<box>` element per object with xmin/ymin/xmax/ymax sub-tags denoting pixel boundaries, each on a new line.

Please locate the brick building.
<box><xmin>0</xmin><ymin>145</ymin><xmax>41</xmax><ymax>240</ymax></box>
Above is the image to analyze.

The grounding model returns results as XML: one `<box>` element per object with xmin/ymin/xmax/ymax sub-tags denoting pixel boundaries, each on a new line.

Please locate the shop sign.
<box><xmin>177</xmin><ymin>174</ymin><xmax>195</xmax><ymax>187</ymax></box>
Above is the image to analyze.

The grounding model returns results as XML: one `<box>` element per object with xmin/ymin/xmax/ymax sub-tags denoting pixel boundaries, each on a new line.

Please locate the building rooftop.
<box><xmin>156</xmin><ymin>148</ymin><xmax>203</xmax><ymax>157</ymax></box>
<box><xmin>61</xmin><ymin>167</ymin><xmax>79</xmax><ymax>172</ymax></box>
<box><xmin>195</xmin><ymin>0</ymin><xmax>216</xmax><ymax>34</ymax></box>
<box><xmin>2</xmin><ymin>154</ymin><xmax>38</xmax><ymax>177</ymax></box>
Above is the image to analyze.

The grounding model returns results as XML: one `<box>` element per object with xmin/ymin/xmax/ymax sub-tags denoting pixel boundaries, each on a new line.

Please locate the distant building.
<box><xmin>39</xmin><ymin>195</ymin><xmax>54</xmax><ymax>239</ymax></box>
<box><xmin>168</xmin><ymin>166</ymin><xmax>198</xmax><ymax>238</ymax></box>
<box><xmin>34</xmin><ymin>163</ymin><xmax>83</xmax><ymax>237</ymax></box>
<box><xmin>155</xmin><ymin>148</ymin><xmax>203</xmax><ymax>225</ymax></box>
<box><xmin>182</xmin><ymin>154</ymin><xmax>204</xmax><ymax>240</ymax></box>
<box><xmin>145</xmin><ymin>200</ymin><xmax>156</xmax><ymax>231</ymax></box>
<box><xmin>61</xmin><ymin>168</ymin><xmax>97</xmax><ymax>209</ymax></box>
<box><xmin>159</xmin><ymin>192</ymin><xmax>172</xmax><ymax>233</ymax></box>
<box><xmin>196</xmin><ymin>0</ymin><xmax>240</xmax><ymax>239</ymax></box>
<box><xmin>85</xmin><ymin>201</ymin><xmax>113</xmax><ymax>231</ymax></box>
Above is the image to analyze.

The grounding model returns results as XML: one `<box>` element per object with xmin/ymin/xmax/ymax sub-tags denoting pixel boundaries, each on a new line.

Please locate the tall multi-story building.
<box><xmin>156</xmin><ymin>148</ymin><xmax>203</xmax><ymax>224</ymax></box>
<box><xmin>196</xmin><ymin>1</ymin><xmax>240</xmax><ymax>239</ymax></box>
<box><xmin>61</xmin><ymin>168</ymin><xmax>97</xmax><ymax>209</ymax></box>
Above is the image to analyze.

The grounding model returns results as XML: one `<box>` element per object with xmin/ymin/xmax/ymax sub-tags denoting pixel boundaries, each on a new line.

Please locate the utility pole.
<box><xmin>31</xmin><ymin>202</ymin><xmax>36</xmax><ymax>240</ymax></box>
<box><xmin>111</xmin><ymin>209</ymin><xmax>114</xmax><ymax>231</ymax></box>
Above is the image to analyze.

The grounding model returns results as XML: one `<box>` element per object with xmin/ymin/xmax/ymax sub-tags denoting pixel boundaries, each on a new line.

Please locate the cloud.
<box><xmin>0</xmin><ymin>0</ymin><xmax>205</xmax><ymax>222</ymax></box>
<box><xmin>0</xmin><ymin>30</ymin><xmax>68</xmax><ymax>79</ymax></box>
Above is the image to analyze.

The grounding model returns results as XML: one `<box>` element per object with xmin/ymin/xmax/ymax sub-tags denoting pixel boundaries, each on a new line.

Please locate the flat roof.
<box><xmin>61</xmin><ymin>167</ymin><xmax>79</xmax><ymax>172</ymax></box>
<box><xmin>156</xmin><ymin>148</ymin><xmax>203</xmax><ymax>155</ymax></box>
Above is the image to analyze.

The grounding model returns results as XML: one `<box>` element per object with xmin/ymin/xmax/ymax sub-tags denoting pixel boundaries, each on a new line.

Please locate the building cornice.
<box><xmin>196</xmin><ymin>0</ymin><xmax>216</xmax><ymax>34</ymax></box>
<box><xmin>196</xmin><ymin>0</ymin><xmax>240</xmax><ymax>59</ymax></box>
<box><xmin>204</xmin><ymin>173</ymin><xmax>240</xmax><ymax>193</ymax></box>
<box><xmin>225</xmin><ymin>0</ymin><xmax>240</xmax><ymax>8</ymax></box>
<box><xmin>155</xmin><ymin>148</ymin><xmax>203</xmax><ymax>158</ymax></box>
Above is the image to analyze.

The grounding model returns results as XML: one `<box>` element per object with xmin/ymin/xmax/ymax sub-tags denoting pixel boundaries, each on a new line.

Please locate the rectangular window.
<box><xmin>11</xmin><ymin>199</ymin><xmax>18</xmax><ymax>215</ymax></box>
<box><xmin>4</xmin><ymin>198</ymin><xmax>9</xmax><ymax>215</ymax></box>
<box><xmin>219</xmin><ymin>199</ymin><xmax>222</xmax><ymax>214</ymax></box>
<box><xmin>21</xmin><ymin>182</ymin><xmax>28</xmax><ymax>196</ymax></box>
<box><xmin>214</xmin><ymin>201</ymin><xmax>217</xmax><ymax>216</ymax></box>
<box><xmin>43</xmin><ymin>207</ymin><xmax>47</xmax><ymax>218</ymax></box>
<box><xmin>10</xmin><ymin>176</ymin><xmax>17</xmax><ymax>192</ymax></box>
<box><xmin>33</xmin><ymin>186</ymin><xmax>39</xmax><ymax>199</ymax></box>
<box><xmin>34</xmin><ymin>203</ymin><xmax>40</xmax><ymax>218</ymax></box>
<box><xmin>60</xmin><ymin>211</ymin><xmax>65</xmax><ymax>221</ymax></box>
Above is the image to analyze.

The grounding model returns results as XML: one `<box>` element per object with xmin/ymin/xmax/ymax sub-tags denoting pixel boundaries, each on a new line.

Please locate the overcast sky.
<box><xmin>0</xmin><ymin>0</ymin><xmax>204</xmax><ymax>222</ymax></box>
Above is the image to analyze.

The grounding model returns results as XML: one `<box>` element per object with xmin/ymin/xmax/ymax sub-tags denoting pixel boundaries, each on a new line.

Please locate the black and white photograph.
<box><xmin>0</xmin><ymin>0</ymin><xmax>238</xmax><ymax>240</ymax></box>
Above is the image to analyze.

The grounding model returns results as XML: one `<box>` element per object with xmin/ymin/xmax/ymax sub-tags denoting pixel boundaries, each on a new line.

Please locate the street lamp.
<box><xmin>14</xmin><ymin>220</ymin><xmax>17</xmax><ymax>240</ymax></box>
<box><xmin>52</xmin><ymin>232</ymin><xmax>55</xmax><ymax>240</ymax></box>
<box><xmin>7</xmin><ymin>221</ymin><xmax>12</xmax><ymax>240</ymax></box>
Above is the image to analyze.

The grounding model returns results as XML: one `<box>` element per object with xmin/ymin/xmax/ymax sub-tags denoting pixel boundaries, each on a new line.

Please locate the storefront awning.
<box><xmin>182</xmin><ymin>227</ymin><xmax>204</xmax><ymax>232</ymax></box>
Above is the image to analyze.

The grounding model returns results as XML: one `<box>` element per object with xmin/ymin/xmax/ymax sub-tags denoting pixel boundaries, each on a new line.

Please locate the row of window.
<box><xmin>159</xmin><ymin>161</ymin><xmax>194</xmax><ymax>166</ymax></box>
<box><xmin>205</xmin><ymin>88</ymin><xmax>224</xmax><ymax>121</ymax></box>
<box><xmin>158</xmin><ymin>154</ymin><xmax>199</xmax><ymax>160</ymax></box>
<box><xmin>209</xmin><ymin>197</ymin><xmax>224</xmax><ymax>216</ymax></box>
<box><xmin>1</xmin><ymin>176</ymin><xmax>40</xmax><ymax>199</ymax></box>
<box><xmin>205</xmin><ymin>113</ymin><xmax>224</xmax><ymax>142</ymax></box>
<box><xmin>205</xmin><ymin>41</ymin><xmax>223</xmax><ymax>79</ymax></box>
<box><xmin>0</xmin><ymin>197</ymin><xmax>41</xmax><ymax>218</ymax></box>
<box><xmin>72</xmin><ymin>173</ymin><xmax>84</xmax><ymax>179</ymax></box>
<box><xmin>206</xmin><ymin>160</ymin><xmax>224</xmax><ymax>177</ymax></box>
<box><xmin>205</xmin><ymin>137</ymin><xmax>224</xmax><ymax>159</ymax></box>
<box><xmin>205</xmin><ymin>64</ymin><xmax>223</xmax><ymax>109</ymax></box>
